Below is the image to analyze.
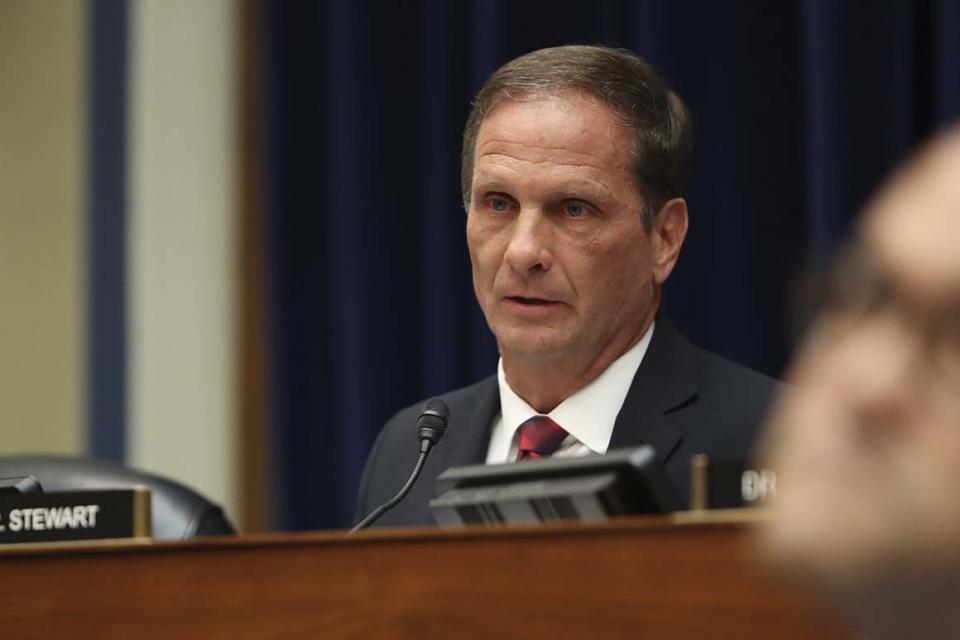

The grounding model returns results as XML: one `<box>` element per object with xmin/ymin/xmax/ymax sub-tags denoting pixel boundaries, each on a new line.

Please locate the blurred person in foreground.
<box><xmin>356</xmin><ymin>45</ymin><xmax>781</xmax><ymax>528</ymax></box>
<box><xmin>762</xmin><ymin>125</ymin><xmax>960</xmax><ymax>639</ymax></box>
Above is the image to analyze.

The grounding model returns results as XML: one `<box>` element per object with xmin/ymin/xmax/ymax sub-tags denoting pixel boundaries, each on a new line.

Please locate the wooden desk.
<box><xmin>0</xmin><ymin>512</ymin><xmax>846</xmax><ymax>638</ymax></box>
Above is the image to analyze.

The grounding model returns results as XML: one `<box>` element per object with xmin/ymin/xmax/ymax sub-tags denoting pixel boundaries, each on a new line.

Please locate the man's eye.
<box><xmin>487</xmin><ymin>198</ymin><xmax>510</xmax><ymax>212</ymax></box>
<box><xmin>564</xmin><ymin>201</ymin><xmax>588</xmax><ymax>217</ymax></box>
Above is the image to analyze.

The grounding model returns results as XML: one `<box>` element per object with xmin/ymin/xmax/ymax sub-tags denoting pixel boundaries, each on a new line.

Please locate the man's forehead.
<box><xmin>474</xmin><ymin>93</ymin><xmax>631</xmax><ymax>161</ymax></box>
<box><xmin>864</xmin><ymin>137</ymin><xmax>960</xmax><ymax>300</ymax></box>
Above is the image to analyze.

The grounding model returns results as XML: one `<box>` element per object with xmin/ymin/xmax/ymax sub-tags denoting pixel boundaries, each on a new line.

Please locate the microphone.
<box><xmin>350</xmin><ymin>398</ymin><xmax>450</xmax><ymax>533</ymax></box>
<box><xmin>417</xmin><ymin>398</ymin><xmax>449</xmax><ymax>453</ymax></box>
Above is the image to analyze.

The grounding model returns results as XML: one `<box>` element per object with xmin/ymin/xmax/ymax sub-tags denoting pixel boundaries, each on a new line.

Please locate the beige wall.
<box><xmin>127</xmin><ymin>0</ymin><xmax>239</xmax><ymax>518</ymax></box>
<box><xmin>0</xmin><ymin>1</ymin><xmax>240</xmax><ymax>524</ymax></box>
<box><xmin>0</xmin><ymin>1</ymin><xmax>87</xmax><ymax>454</ymax></box>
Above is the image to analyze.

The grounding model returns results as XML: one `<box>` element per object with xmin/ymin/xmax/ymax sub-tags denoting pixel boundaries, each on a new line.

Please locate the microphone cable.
<box><xmin>350</xmin><ymin>398</ymin><xmax>449</xmax><ymax>533</ymax></box>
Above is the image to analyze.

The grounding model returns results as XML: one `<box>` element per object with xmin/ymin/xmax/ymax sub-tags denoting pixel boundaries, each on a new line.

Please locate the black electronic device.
<box><xmin>429</xmin><ymin>445</ymin><xmax>682</xmax><ymax>528</ymax></box>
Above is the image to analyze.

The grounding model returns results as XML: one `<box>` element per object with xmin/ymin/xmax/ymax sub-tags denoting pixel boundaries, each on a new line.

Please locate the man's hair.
<box><xmin>461</xmin><ymin>45</ymin><xmax>692</xmax><ymax>229</ymax></box>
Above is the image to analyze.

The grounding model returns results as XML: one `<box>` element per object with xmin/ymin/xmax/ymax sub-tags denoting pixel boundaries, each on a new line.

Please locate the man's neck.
<box><xmin>502</xmin><ymin>310</ymin><xmax>657</xmax><ymax>414</ymax></box>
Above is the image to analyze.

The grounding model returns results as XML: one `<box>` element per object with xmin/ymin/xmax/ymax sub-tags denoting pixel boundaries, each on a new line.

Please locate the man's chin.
<box><xmin>763</xmin><ymin>484</ymin><xmax>949</xmax><ymax>590</ymax></box>
<box><xmin>496</xmin><ymin>332</ymin><xmax>574</xmax><ymax>364</ymax></box>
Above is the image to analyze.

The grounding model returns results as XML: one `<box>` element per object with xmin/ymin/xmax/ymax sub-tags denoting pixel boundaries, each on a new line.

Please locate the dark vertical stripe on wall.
<box><xmin>239</xmin><ymin>0</ymin><xmax>273</xmax><ymax>532</ymax></box>
<box><xmin>87</xmin><ymin>0</ymin><xmax>128</xmax><ymax>462</ymax></box>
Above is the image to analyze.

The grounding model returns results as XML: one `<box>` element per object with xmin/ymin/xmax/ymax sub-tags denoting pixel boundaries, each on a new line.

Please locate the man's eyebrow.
<box><xmin>471</xmin><ymin>176</ymin><xmax>522</xmax><ymax>199</ymax></box>
<box><xmin>472</xmin><ymin>175</ymin><xmax>612</xmax><ymax>202</ymax></box>
<box><xmin>550</xmin><ymin>182</ymin><xmax>611</xmax><ymax>203</ymax></box>
<box><xmin>472</xmin><ymin>176</ymin><xmax>511</xmax><ymax>191</ymax></box>
<box><xmin>472</xmin><ymin>167</ymin><xmax>516</xmax><ymax>183</ymax></box>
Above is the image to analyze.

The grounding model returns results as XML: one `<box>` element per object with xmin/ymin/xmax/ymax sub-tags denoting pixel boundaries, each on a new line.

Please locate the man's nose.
<box><xmin>503</xmin><ymin>209</ymin><xmax>553</xmax><ymax>274</ymax></box>
<box><xmin>834</xmin><ymin>315</ymin><xmax>923</xmax><ymax>431</ymax></box>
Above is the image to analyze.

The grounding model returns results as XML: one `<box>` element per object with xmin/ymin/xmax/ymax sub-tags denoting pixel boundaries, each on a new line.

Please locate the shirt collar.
<box><xmin>497</xmin><ymin>321</ymin><xmax>655</xmax><ymax>455</ymax></box>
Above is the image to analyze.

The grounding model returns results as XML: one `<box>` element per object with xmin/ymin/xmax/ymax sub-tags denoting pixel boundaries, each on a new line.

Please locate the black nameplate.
<box><xmin>704</xmin><ymin>458</ymin><xmax>777</xmax><ymax>509</ymax></box>
<box><xmin>0</xmin><ymin>489</ymin><xmax>150</xmax><ymax>545</ymax></box>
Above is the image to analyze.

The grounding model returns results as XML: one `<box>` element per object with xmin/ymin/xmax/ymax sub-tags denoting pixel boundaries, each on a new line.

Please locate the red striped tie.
<box><xmin>516</xmin><ymin>416</ymin><xmax>569</xmax><ymax>461</ymax></box>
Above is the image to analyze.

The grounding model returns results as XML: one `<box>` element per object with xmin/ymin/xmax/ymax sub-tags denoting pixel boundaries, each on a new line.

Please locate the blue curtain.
<box><xmin>261</xmin><ymin>0</ymin><xmax>960</xmax><ymax>530</ymax></box>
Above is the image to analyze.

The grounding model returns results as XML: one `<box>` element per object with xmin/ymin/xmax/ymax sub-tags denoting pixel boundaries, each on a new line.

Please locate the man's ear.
<box><xmin>651</xmin><ymin>197</ymin><xmax>689</xmax><ymax>285</ymax></box>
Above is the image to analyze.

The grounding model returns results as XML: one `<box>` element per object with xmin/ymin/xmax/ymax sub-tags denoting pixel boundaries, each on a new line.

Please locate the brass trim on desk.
<box><xmin>132</xmin><ymin>485</ymin><xmax>152</xmax><ymax>539</ymax></box>
<box><xmin>690</xmin><ymin>453</ymin><xmax>708</xmax><ymax>511</ymax></box>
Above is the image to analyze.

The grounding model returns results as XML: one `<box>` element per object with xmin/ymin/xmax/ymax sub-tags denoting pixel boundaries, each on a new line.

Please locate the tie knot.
<box><xmin>516</xmin><ymin>416</ymin><xmax>568</xmax><ymax>461</ymax></box>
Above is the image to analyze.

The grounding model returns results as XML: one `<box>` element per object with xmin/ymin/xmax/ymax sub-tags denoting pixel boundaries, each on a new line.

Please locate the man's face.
<box><xmin>466</xmin><ymin>92</ymin><xmax>677</xmax><ymax>371</ymax></box>
<box><xmin>762</xmin><ymin>131</ymin><xmax>960</xmax><ymax>590</ymax></box>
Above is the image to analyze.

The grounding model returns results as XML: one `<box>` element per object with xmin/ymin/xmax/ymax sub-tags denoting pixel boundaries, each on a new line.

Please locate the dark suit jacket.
<box><xmin>355</xmin><ymin>317</ymin><xmax>782</xmax><ymax>528</ymax></box>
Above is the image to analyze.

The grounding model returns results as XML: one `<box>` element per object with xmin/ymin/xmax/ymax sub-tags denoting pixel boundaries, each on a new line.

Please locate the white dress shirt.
<box><xmin>485</xmin><ymin>321</ymin><xmax>655</xmax><ymax>464</ymax></box>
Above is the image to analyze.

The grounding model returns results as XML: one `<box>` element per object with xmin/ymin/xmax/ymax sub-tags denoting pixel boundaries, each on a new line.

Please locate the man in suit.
<box><xmin>356</xmin><ymin>45</ymin><xmax>780</xmax><ymax>527</ymax></box>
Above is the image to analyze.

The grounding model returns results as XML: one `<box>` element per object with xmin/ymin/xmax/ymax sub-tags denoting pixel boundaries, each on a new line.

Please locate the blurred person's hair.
<box><xmin>460</xmin><ymin>45</ymin><xmax>693</xmax><ymax>230</ymax></box>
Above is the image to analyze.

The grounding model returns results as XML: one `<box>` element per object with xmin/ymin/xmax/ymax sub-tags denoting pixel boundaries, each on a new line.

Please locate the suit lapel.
<box><xmin>394</xmin><ymin>377</ymin><xmax>500</xmax><ymax>525</ymax></box>
<box><xmin>432</xmin><ymin>376</ymin><xmax>500</xmax><ymax>471</ymax></box>
<box><xmin>608</xmin><ymin>317</ymin><xmax>698</xmax><ymax>462</ymax></box>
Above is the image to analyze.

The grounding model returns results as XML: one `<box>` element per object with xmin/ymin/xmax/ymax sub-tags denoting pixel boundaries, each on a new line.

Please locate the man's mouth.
<box><xmin>506</xmin><ymin>296</ymin><xmax>558</xmax><ymax>306</ymax></box>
